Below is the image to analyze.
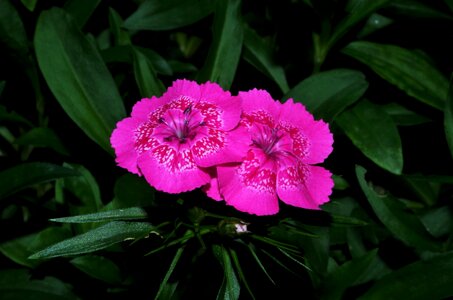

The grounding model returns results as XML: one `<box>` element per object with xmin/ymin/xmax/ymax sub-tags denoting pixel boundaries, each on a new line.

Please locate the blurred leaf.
<box><xmin>110</xmin><ymin>174</ymin><xmax>156</xmax><ymax>209</ymax></box>
<box><xmin>14</xmin><ymin>127</ymin><xmax>69</xmax><ymax>156</ymax></box>
<box><xmin>403</xmin><ymin>175</ymin><xmax>439</xmax><ymax>206</ymax></box>
<box><xmin>35</xmin><ymin>8</ymin><xmax>126</xmax><ymax>153</ymax></box>
<box><xmin>0</xmin><ymin>162</ymin><xmax>79</xmax><ymax>200</ymax></box>
<box><xmin>298</xmin><ymin>226</ymin><xmax>330</xmax><ymax>284</ymax></box>
<box><xmin>174</xmin><ymin>32</ymin><xmax>203</xmax><ymax>58</ymax></box>
<box><xmin>168</xmin><ymin>60</ymin><xmax>197</xmax><ymax>73</ymax></box>
<box><xmin>359</xmin><ymin>251</ymin><xmax>453</xmax><ymax>300</ymax></box>
<box><xmin>243</xmin><ymin>25</ymin><xmax>289</xmax><ymax>93</ymax></box>
<box><xmin>132</xmin><ymin>47</ymin><xmax>165</xmax><ymax>97</ymax></box>
<box><xmin>420</xmin><ymin>206</ymin><xmax>452</xmax><ymax>238</ymax></box>
<box><xmin>197</xmin><ymin>0</ymin><xmax>243</xmax><ymax>90</ymax></box>
<box><xmin>343</xmin><ymin>41</ymin><xmax>449</xmax><ymax>110</ymax></box>
<box><xmin>0</xmin><ymin>0</ymin><xmax>29</xmax><ymax>56</ymax></box>
<box><xmin>20</xmin><ymin>0</ymin><xmax>37</xmax><ymax>11</ymax></box>
<box><xmin>29</xmin><ymin>221</ymin><xmax>154</xmax><ymax>259</ymax></box>
<box><xmin>124</xmin><ymin>0</ymin><xmax>214</xmax><ymax>31</ymax></box>
<box><xmin>333</xmin><ymin>175</ymin><xmax>350</xmax><ymax>190</ymax></box>
<box><xmin>357</xmin><ymin>13</ymin><xmax>393</xmax><ymax>38</ymax></box>
<box><xmin>386</xmin><ymin>0</ymin><xmax>453</xmax><ymax>20</ymax></box>
<box><xmin>0</xmin><ymin>105</ymin><xmax>33</xmax><ymax>126</ymax></box>
<box><xmin>213</xmin><ymin>245</ymin><xmax>240</xmax><ymax>300</ymax></box>
<box><xmin>383</xmin><ymin>103</ymin><xmax>431</xmax><ymax>126</ymax></box>
<box><xmin>64</xmin><ymin>0</ymin><xmax>101</xmax><ymax>29</ymax></box>
<box><xmin>336</xmin><ymin>101</ymin><xmax>403</xmax><ymax>174</ymax></box>
<box><xmin>154</xmin><ymin>247</ymin><xmax>184</xmax><ymax>300</ymax></box>
<box><xmin>284</xmin><ymin>69</ymin><xmax>368</xmax><ymax>122</ymax></box>
<box><xmin>101</xmin><ymin>45</ymin><xmax>131</xmax><ymax>63</ymax></box>
<box><xmin>0</xmin><ymin>234</ymin><xmax>38</xmax><ymax>268</ymax></box>
<box><xmin>328</xmin><ymin>0</ymin><xmax>390</xmax><ymax>48</ymax></box>
<box><xmin>445</xmin><ymin>75</ymin><xmax>453</xmax><ymax>159</ymax></box>
<box><xmin>446</xmin><ymin>0</ymin><xmax>453</xmax><ymax>12</ymax></box>
<box><xmin>0</xmin><ymin>269</ymin><xmax>77</xmax><ymax>300</ymax></box>
<box><xmin>138</xmin><ymin>47</ymin><xmax>173</xmax><ymax>76</ymax></box>
<box><xmin>70</xmin><ymin>255</ymin><xmax>122</xmax><ymax>284</ymax></box>
<box><xmin>109</xmin><ymin>7</ymin><xmax>131</xmax><ymax>46</ymax></box>
<box><xmin>356</xmin><ymin>166</ymin><xmax>441</xmax><ymax>251</ymax></box>
<box><xmin>51</xmin><ymin>207</ymin><xmax>147</xmax><ymax>223</ymax></box>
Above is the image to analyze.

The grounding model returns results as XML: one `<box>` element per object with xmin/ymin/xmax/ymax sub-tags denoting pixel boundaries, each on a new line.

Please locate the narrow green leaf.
<box><xmin>154</xmin><ymin>247</ymin><xmax>184</xmax><ymax>300</ymax></box>
<box><xmin>243</xmin><ymin>25</ymin><xmax>289</xmax><ymax>93</ymax></box>
<box><xmin>70</xmin><ymin>255</ymin><xmax>122</xmax><ymax>284</ymax></box>
<box><xmin>445</xmin><ymin>75</ymin><xmax>453</xmax><ymax>158</ymax></box>
<box><xmin>20</xmin><ymin>0</ymin><xmax>37</xmax><ymax>11</ymax></box>
<box><xmin>110</xmin><ymin>174</ymin><xmax>156</xmax><ymax>209</ymax></box>
<box><xmin>0</xmin><ymin>105</ymin><xmax>33</xmax><ymax>126</ymax></box>
<box><xmin>356</xmin><ymin>166</ymin><xmax>441</xmax><ymax>251</ymax></box>
<box><xmin>0</xmin><ymin>269</ymin><xmax>77</xmax><ymax>299</ymax></box>
<box><xmin>383</xmin><ymin>103</ymin><xmax>431</xmax><ymax>126</ymax></box>
<box><xmin>137</xmin><ymin>47</ymin><xmax>173</xmax><ymax>76</ymax></box>
<box><xmin>284</xmin><ymin>69</ymin><xmax>368</xmax><ymax>122</ymax></box>
<box><xmin>229</xmin><ymin>248</ymin><xmax>255</xmax><ymax>300</ymax></box>
<box><xmin>246</xmin><ymin>243</ymin><xmax>275</xmax><ymax>285</ymax></box>
<box><xmin>124</xmin><ymin>0</ymin><xmax>214</xmax><ymax>31</ymax></box>
<box><xmin>336</xmin><ymin>101</ymin><xmax>403</xmax><ymax>174</ymax></box>
<box><xmin>0</xmin><ymin>0</ymin><xmax>29</xmax><ymax>56</ymax></box>
<box><xmin>29</xmin><ymin>221</ymin><xmax>154</xmax><ymax>259</ymax></box>
<box><xmin>359</xmin><ymin>251</ymin><xmax>453</xmax><ymax>300</ymax></box>
<box><xmin>14</xmin><ymin>127</ymin><xmax>70</xmax><ymax>156</ymax></box>
<box><xmin>343</xmin><ymin>41</ymin><xmax>449</xmax><ymax>110</ymax></box>
<box><xmin>51</xmin><ymin>207</ymin><xmax>148</xmax><ymax>223</ymax></box>
<box><xmin>34</xmin><ymin>8</ymin><xmax>126</xmax><ymax>153</ymax></box>
<box><xmin>109</xmin><ymin>7</ymin><xmax>131</xmax><ymax>46</ymax></box>
<box><xmin>64</xmin><ymin>0</ymin><xmax>101</xmax><ymax>29</ymax></box>
<box><xmin>197</xmin><ymin>0</ymin><xmax>243</xmax><ymax>90</ymax></box>
<box><xmin>132</xmin><ymin>47</ymin><xmax>165</xmax><ymax>97</ymax></box>
<box><xmin>213</xmin><ymin>245</ymin><xmax>240</xmax><ymax>300</ymax></box>
<box><xmin>357</xmin><ymin>13</ymin><xmax>393</xmax><ymax>38</ymax></box>
<box><xmin>387</xmin><ymin>0</ymin><xmax>453</xmax><ymax>20</ymax></box>
<box><xmin>0</xmin><ymin>162</ymin><xmax>79</xmax><ymax>200</ymax></box>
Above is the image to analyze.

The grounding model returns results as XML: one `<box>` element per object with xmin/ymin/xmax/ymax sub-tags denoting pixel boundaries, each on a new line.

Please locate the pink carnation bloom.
<box><xmin>110</xmin><ymin>79</ymin><xmax>249</xmax><ymax>193</ymax></box>
<box><xmin>207</xmin><ymin>89</ymin><xmax>334</xmax><ymax>216</ymax></box>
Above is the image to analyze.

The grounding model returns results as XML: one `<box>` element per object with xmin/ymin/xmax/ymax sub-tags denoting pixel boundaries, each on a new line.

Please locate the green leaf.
<box><xmin>29</xmin><ymin>221</ymin><xmax>154</xmax><ymax>259</ymax></box>
<box><xmin>14</xmin><ymin>127</ymin><xmax>69</xmax><ymax>156</ymax></box>
<box><xmin>0</xmin><ymin>105</ymin><xmax>33</xmax><ymax>126</ymax></box>
<box><xmin>343</xmin><ymin>41</ymin><xmax>449</xmax><ymax>110</ymax></box>
<box><xmin>356</xmin><ymin>166</ymin><xmax>441</xmax><ymax>251</ymax></box>
<box><xmin>0</xmin><ymin>0</ymin><xmax>29</xmax><ymax>56</ymax></box>
<box><xmin>197</xmin><ymin>0</ymin><xmax>243</xmax><ymax>90</ymax></box>
<box><xmin>70</xmin><ymin>255</ymin><xmax>122</xmax><ymax>284</ymax></box>
<box><xmin>336</xmin><ymin>101</ymin><xmax>403</xmax><ymax>174</ymax></box>
<box><xmin>386</xmin><ymin>0</ymin><xmax>453</xmax><ymax>20</ymax></box>
<box><xmin>246</xmin><ymin>243</ymin><xmax>275</xmax><ymax>285</ymax></box>
<box><xmin>20</xmin><ymin>0</ymin><xmax>37</xmax><ymax>11</ymax></box>
<box><xmin>445</xmin><ymin>0</ymin><xmax>453</xmax><ymax>12</ymax></box>
<box><xmin>383</xmin><ymin>103</ymin><xmax>431</xmax><ymax>126</ymax></box>
<box><xmin>109</xmin><ymin>7</ymin><xmax>131</xmax><ymax>46</ymax></box>
<box><xmin>124</xmin><ymin>0</ymin><xmax>214</xmax><ymax>31</ymax></box>
<box><xmin>284</xmin><ymin>69</ymin><xmax>368</xmax><ymax>122</ymax></box>
<box><xmin>51</xmin><ymin>207</ymin><xmax>148</xmax><ymax>223</ymax></box>
<box><xmin>213</xmin><ymin>245</ymin><xmax>240</xmax><ymax>300</ymax></box>
<box><xmin>228</xmin><ymin>248</ymin><xmax>255</xmax><ymax>299</ymax></box>
<box><xmin>168</xmin><ymin>60</ymin><xmax>197</xmax><ymax>73</ymax></box>
<box><xmin>0</xmin><ymin>269</ymin><xmax>77</xmax><ymax>300</ymax></box>
<box><xmin>110</xmin><ymin>174</ymin><xmax>156</xmax><ymax>209</ymax></box>
<box><xmin>154</xmin><ymin>247</ymin><xmax>184</xmax><ymax>300</ymax></box>
<box><xmin>243</xmin><ymin>25</ymin><xmax>289</xmax><ymax>93</ymax></box>
<box><xmin>420</xmin><ymin>206</ymin><xmax>453</xmax><ymax>238</ymax></box>
<box><xmin>402</xmin><ymin>175</ymin><xmax>439</xmax><ymax>206</ymax></box>
<box><xmin>357</xmin><ymin>13</ymin><xmax>393</xmax><ymax>38</ymax></box>
<box><xmin>137</xmin><ymin>47</ymin><xmax>173</xmax><ymax>76</ymax></box>
<box><xmin>0</xmin><ymin>162</ymin><xmax>79</xmax><ymax>200</ymax></box>
<box><xmin>64</xmin><ymin>0</ymin><xmax>101</xmax><ymax>29</ymax></box>
<box><xmin>34</xmin><ymin>8</ymin><xmax>126</xmax><ymax>153</ymax></box>
<box><xmin>445</xmin><ymin>75</ymin><xmax>453</xmax><ymax>159</ymax></box>
<box><xmin>132</xmin><ymin>47</ymin><xmax>165</xmax><ymax>97</ymax></box>
<box><xmin>359</xmin><ymin>251</ymin><xmax>453</xmax><ymax>300</ymax></box>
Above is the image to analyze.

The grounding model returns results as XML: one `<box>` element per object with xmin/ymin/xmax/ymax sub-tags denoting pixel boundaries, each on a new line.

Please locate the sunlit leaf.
<box><xmin>343</xmin><ymin>41</ymin><xmax>449</xmax><ymax>110</ymax></box>
<box><xmin>64</xmin><ymin>0</ymin><xmax>101</xmax><ymax>29</ymax></box>
<box><xmin>197</xmin><ymin>0</ymin><xmax>243</xmax><ymax>90</ymax></box>
<box><xmin>0</xmin><ymin>269</ymin><xmax>77</xmax><ymax>299</ymax></box>
<box><xmin>356</xmin><ymin>166</ymin><xmax>441</xmax><ymax>251</ymax></box>
<box><xmin>14</xmin><ymin>127</ymin><xmax>69</xmax><ymax>156</ymax></box>
<box><xmin>124</xmin><ymin>0</ymin><xmax>214</xmax><ymax>31</ymax></box>
<box><xmin>0</xmin><ymin>162</ymin><xmax>79</xmax><ymax>200</ymax></box>
<box><xmin>29</xmin><ymin>221</ymin><xmax>154</xmax><ymax>259</ymax></box>
<box><xmin>360</xmin><ymin>251</ymin><xmax>453</xmax><ymax>300</ymax></box>
<box><xmin>243</xmin><ymin>25</ymin><xmax>289</xmax><ymax>93</ymax></box>
<box><xmin>154</xmin><ymin>247</ymin><xmax>184</xmax><ymax>300</ymax></box>
<box><xmin>51</xmin><ymin>207</ymin><xmax>147</xmax><ymax>223</ymax></box>
<box><xmin>35</xmin><ymin>8</ymin><xmax>126</xmax><ymax>153</ymax></box>
<box><xmin>132</xmin><ymin>47</ymin><xmax>165</xmax><ymax>97</ymax></box>
<box><xmin>284</xmin><ymin>69</ymin><xmax>368</xmax><ymax>122</ymax></box>
<box><xmin>70</xmin><ymin>255</ymin><xmax>122</xmax><ymax>284</ymax></box>
<box><xmin>336</xmin><ymin>101</ymin><xmax>403</xmax><ymax>174</ymax></box>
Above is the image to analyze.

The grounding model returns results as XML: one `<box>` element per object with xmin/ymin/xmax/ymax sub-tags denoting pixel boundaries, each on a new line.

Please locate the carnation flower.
<box><xmin>207</xmin><ymin>89</ymin><xmax>334</xmax><ymax>216</ymax></box>
<box><xmin>110</xmin><ymin>79</ymin><xmax>250</xmax><ymax>193</ymax></box>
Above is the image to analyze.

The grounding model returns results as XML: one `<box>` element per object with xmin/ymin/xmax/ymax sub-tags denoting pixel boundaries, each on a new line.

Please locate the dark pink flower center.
<box><xmin>251</xmin><ymin>124</ymin><xmax>292</xmax><ymax>159</ymax></box>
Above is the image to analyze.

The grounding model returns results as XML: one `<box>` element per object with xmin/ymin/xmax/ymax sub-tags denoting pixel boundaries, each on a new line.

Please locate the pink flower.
<box><xmin>110</xmin><ymin>79</ymin><xmax>250</xmax><ymax>193</ymax></box>
<box><xmin>207</xmin><ymin>89</ymin><xmax>334</xmax><ymax>216</ymax></box>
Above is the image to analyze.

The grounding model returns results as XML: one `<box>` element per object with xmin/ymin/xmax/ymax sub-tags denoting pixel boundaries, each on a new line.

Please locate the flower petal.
<box><xmin>277</xmin><ymin>164</ymin><xmax>333</xmax><ymax>210</ymax></box>
<box><xmin>218</xmin><ymin>149</ymin><xmax>279</xmax><ymax>215</ymax></box>
<box><xmin>302</xmin><ymin>119</ymin><xmax>333</xmax><ymax>164</ymax></box>
<box><xmin>137</xmin><ymin>145</ymin><xmax>210</xmax><ymax>193</ymax></box>
<box><xmin>203</xmin><ymin>172</ymin><xmax>223</xmax><ymax>201</ymax></box>
<box><xmin>110</xmin><ymin>117</ymin><xmax>142</xmax><ymax>174</ymax></box>
<box><xmin>131</xmin><ymin>97</ymin><xmax>156</xmax><ymax>120</ymax></box>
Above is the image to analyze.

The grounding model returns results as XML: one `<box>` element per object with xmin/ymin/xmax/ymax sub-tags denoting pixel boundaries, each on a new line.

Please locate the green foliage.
<box><xmin>1</xmin><ymin>0</ymin><xmax>453</xmax><ymax>298</ymax></box>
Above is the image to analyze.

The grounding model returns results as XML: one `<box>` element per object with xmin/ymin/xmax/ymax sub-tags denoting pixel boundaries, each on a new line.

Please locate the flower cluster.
<box><xmin>111</xmin><ymin>80</ymin><xmax>333</xmax><ymax>215</ymax></box>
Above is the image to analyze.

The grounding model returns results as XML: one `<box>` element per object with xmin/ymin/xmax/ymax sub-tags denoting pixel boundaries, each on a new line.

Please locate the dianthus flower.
<box><xmin>206</xmin><ymin>89</ymin><xmax>334</xmax><ymax>215</ymax></box>
<box><xmin>110</xmin><ymin>79</ymin><xmax>249</xmax><ymax>193</ymax></box>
